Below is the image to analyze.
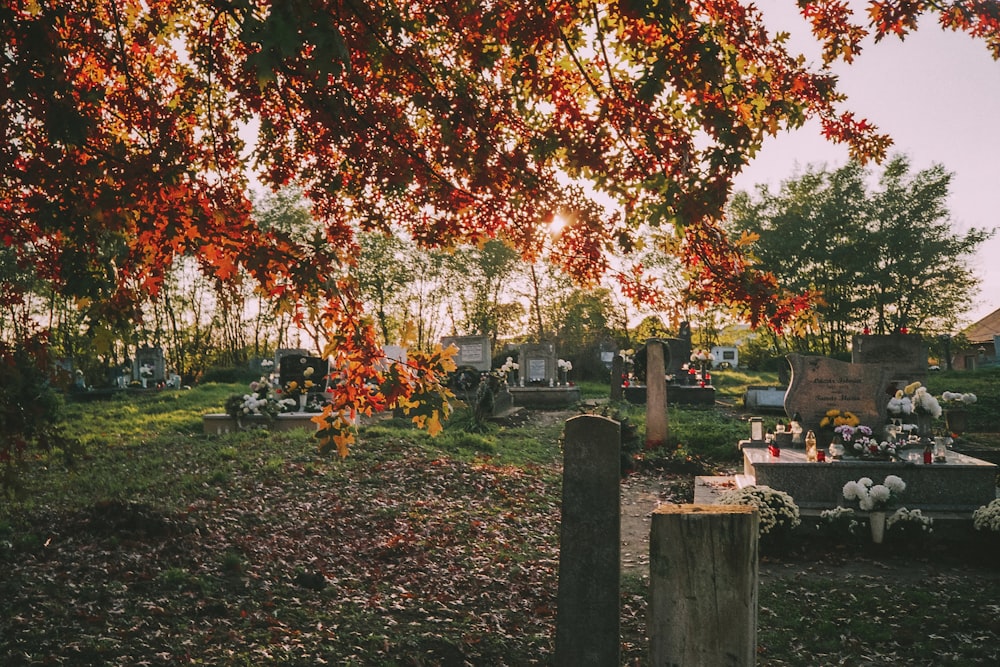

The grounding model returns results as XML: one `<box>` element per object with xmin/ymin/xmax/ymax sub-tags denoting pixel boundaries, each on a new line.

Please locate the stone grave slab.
<box><xmin>743</xmin><ymin>446</ymin><xmax>997</xmax><ymax>511</ymax></box>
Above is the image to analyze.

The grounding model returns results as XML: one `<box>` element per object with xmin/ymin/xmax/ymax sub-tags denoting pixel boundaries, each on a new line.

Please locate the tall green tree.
<box><xmin>728</xmin><ymin>156</ymin><xmax>994</xmax><ymax>354</ymax></box>
<box><xmin>354</xmin><ymin>231</ymin><xmax>414</xmax><ymax>346</ymax></box>
<box><xmin>447</xmin><ymin>240</ymin><xmax>523</xmax><ymax>345</ymax></box>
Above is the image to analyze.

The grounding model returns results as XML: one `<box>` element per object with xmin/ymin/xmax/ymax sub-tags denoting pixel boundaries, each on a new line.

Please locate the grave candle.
<box><xmin>804</xmin><ymin>430</ymin><xmax>818</xmax><ymax>462</ymax></box>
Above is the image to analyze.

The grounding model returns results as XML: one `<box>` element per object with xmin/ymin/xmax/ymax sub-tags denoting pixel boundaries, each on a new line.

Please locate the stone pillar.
<box><xmin>645</xmin><ymin>340</ymin><xmax>668</xmax><ymax>448</ymax></box>
<box><xmin>648</xmin><ymin>504</ymin><xmax>759</xmax><ymax>666</ymax></box>
<box><xmin>555</xmin><ymin>415</ymin><xmax>621</xmax><ymax>667</ymax></box>
<box><xmin>610</xmin><ymin>354</ymin><xmax>624</xmax><ymax>402</ymax></box>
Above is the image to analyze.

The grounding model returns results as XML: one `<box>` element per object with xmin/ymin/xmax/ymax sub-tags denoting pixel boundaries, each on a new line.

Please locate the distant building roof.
<box><xmin>963</xmin><ymin>306</ymin><xmax>1000</xmax><ymax>343</ymax></box>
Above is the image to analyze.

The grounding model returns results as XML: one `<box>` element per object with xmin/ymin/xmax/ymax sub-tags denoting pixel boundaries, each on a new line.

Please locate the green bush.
<box><xmin>1</xmin><ymin>335</ymin><xmax>80</xmax><ymax>496</ymax></box>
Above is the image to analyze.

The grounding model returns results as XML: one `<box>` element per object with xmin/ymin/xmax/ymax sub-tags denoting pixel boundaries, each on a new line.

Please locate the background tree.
<box><xmin>354</xmin><ymin>231</ymin><xmax>414</xmax><ymax>346</ymax></box>
<box><xmin>728</xmin><ymin>155</ymin><xmax>994</xmax><ymax>356</ymax></box>
<box><xmin>446</xmin><ymin>240</ymin><xmax>523</xmax><ymax>344</ymax></box>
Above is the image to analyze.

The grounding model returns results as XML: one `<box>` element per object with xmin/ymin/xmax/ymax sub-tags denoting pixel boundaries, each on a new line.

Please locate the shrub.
<box><xmin>1</xmin><ymin>335</ymin><xmax>80</xmax><ymax>496</ymax></box>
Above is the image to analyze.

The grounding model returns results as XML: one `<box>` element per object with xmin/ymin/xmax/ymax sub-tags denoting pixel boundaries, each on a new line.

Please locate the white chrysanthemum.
<box><xmin>858</xmin><ymin>477</ymin><xmax>873</xmax><ymax>488</ymax></box>
<box><xmin>884</xmin><ymin>475</ymin><xmax>906</xmax><ymax>493</ymax></box>
<box><xmin>869</xmin><ymin>484</ymin><xmax>891</xmax><ymax>503</ymax></box>
<box><xmin>973</xmin><ymin>499</ymin><xmax>1000</xmax><ymax>532</ymax></box>
<box><xmin>859</xmin><ymin>497</ymin><xmax>875</xmax><ymax>511</ymax></box>
<box><xmin>842</xmin><ymin>481</ymin><xmax>862</xmax><ymax>501</ymax></box>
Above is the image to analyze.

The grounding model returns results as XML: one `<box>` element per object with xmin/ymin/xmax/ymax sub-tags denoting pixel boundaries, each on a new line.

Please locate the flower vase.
<box><xmin>916</xmin><ymin>413</ymin><xmax>933</xmax><ymax>443</ymax></box>
<box><xmin>869</xmin><ymin>511</ymin><xmax>886</xmax><ymax>544</ymax></box>
<box><xmin>828</xmin><ymin>437</ymin><xmax>845</xmax><ymax>460</ymax></box>
<box><xmin>141</xmin><ymin>377</ymin><xmax>148</xmax><ymax>388</ymax></box>
<box><xmin>558</xmin><ymin>370</ymin><xmax>567</xmax><ymax>386</ymax></box>
<box><xmin>945</xmin><ymin>409</ymin><xmax>967</xmax><ymax>438</ymax></box>
<box><xmin>298</xmin><ymin>394</ymin><xmax>307</xmax><ymax>412</ymax></box>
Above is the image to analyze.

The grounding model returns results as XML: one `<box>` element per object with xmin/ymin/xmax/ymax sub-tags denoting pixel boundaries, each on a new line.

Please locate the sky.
<box><xmin>731</xmin><ymin>3</ymin><xmax>1000</xmax><ymax>328</ymax></box>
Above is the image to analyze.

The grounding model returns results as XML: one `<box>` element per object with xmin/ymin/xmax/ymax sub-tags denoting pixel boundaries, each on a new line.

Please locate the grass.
<box><xmin>2</xmin><ymin>371</ymin><xmax>999</xmax><ymax>665</ymax></box>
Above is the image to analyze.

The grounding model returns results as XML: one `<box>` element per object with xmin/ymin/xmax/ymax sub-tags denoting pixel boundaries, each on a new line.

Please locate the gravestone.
<box><xmin>519</xmin><ymin>341</ymin><xmax>556</xmax><ymax>386</ymax></box>
<box><xmin>609</xmin><ymin>354</ymin><xmax>624</xmax><ymax>402</ymax></box>
<box><xmin>278</xmin><ymin>353</ymin><xmax>329</xmax><ymax>394</ymax></box>
<box><xmin>273</xmin><ymin>348</ymin><xmax>309</xmax><ymax>376</ymax></box>
<box><xmin>382</xmin><ymin>344</ymin><xmax>407</xmax><ymax>365</ymax></box>
<box><xmin>645</xmin><ymin>340</ymin><xmax>668</xmax><ymax>448</ymax></box>
<box><xmin>852</xmin><ymin>333</ymin><xmax>927</xmax><ymax>383</ymax></box>
<box><xmin>660</xmin><ymin>337</ymin><xmax>689</xmax><ymax>377</ymax></box>
<box><xmin>133</xmin><ymin>346</ymin><xmax>165</xmax><ymax>384</ymax></box>
<box><xmin>555</xmin><ymin>415</ymin><xmax>621</xmax><ymax>666</ymax></box>
<box><xmin>441</xmin><ymin>335</ymin><xmax>492</xmax><ymax>372</ymax></box>
<box><xmin>784</xmin><ymin>353</ymin><xmax>891</xmax><ymax>432</ymax></box>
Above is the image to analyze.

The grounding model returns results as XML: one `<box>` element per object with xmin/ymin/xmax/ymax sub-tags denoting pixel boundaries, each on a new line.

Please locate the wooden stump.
<box><xmin>648</xmin><ymin>504</ymin><xmax>758</xmax><ymax>667</ymax></box>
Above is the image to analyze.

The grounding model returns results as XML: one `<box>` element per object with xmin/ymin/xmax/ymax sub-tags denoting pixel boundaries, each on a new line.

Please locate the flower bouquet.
<box><xmin>557</xmin><ymin>358</ymin><xmax>572</xmax><ymax>385</ymax></box>
<box><xmin>499</xmin><ymin>356</ymin><xmax>519</xmax><ymax>385</ymax></box>
<box><xmin>843</xmin><ymin>474</ymin><xmax>906</xmax><ymax>512</ymax></box>
<box><xmin>836</xmin><ymin>423</ymin><xmax>902</xmax><ymax>460</ymax></box>
<box><xmin>818</xmin><ymin>408</ymin><xmax>859</xmax><ymax>449</ymax></box>
<box><xmin>225</xmin><ymin>376</ymin><xmax>280</xmax><ymax>422</ymax></box>
<box><xmin>940</xmin><ymin>391</ymin><xmax>976</xmax><ymax>438</ymax></box>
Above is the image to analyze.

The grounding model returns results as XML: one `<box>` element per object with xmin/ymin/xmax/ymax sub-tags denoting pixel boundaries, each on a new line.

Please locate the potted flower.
<box><xmin>940</xmin><ymin>391</ymin><xmax>976</xmax><ymax>438</ymax></box>
<box><xmin>139</xmin><ymin>363</ymin><xmax>154</xmax><ymax>388</ymax></box>
<box><xmin>972</xmin><ymin>498</ymin><xmax>1000</xmax><ymax>548</ymax></box>
<box><xmin>842</xmin><ymin>474</ymin><xmax>906</xmax><ymax>543</ymax></box>
<box><xmin>886</xmin><ymin>507</ymin><xmax>934</xmax><ymax>544</ymax></box>
<box><xmin>818</xmin><ymin>409</ymin><xmax>859</xmax><ymax>449</ymax></box>
<box><xmin>718</xmin><ymin>485</ymin><xmax>801</xmax><ymax>550</ymax></box>
<box><xmin>499</xmin><ymin>356</ymin><xmax>519</xmax><ymax>386</ymax></box>
<box><xmin>819</xmin><ymin>506</ymin><xmax>862</xmax><ymax>542</ymax></box>
<box><xmin>557</xmin><ymin>358</ymin><xmax>572</xmax><ymax>386</ymax></box>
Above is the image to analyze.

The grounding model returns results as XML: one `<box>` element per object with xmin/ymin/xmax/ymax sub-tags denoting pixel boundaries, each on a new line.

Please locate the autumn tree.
<box><xmin>728</xmin><ymin>155</ymin><xmax>994</xmax><ymax>355</ymax></box>
<box><xmin>4</xmin><ymin>1</ymin><xmax>1000</xmax><ymax>454</ymax></box>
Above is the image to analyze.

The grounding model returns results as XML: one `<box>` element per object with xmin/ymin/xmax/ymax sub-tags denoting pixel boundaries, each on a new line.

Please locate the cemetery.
<box><xmin>6</xmin><ymin>3</ymin><xmax>1000</xmax><ymax>664</ymax></box>
<box><xmin>4</xmin><ymin>330</ymin><xmax>999</xmax><ymax>665</ymax></box>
